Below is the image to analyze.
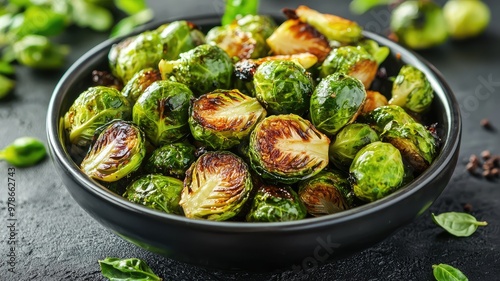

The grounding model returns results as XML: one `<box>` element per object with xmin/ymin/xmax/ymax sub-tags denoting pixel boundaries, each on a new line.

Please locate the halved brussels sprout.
<box><xmin>132</xmin><ymin>80</ymin><xmax>193</xmax><ymax>146</ymax></box>
<box><xmin>80</xmin><ymin>120</ymin><xmax>146</xmax><ymax>182</ymax></box>
<box><xmin>236</xmin><ymin>14</ymin><xmax>277</xmax><ymax>40</ymax></box>
<box><xmin>206</xmin><ymin>25</ymin><xmax>268</xmax><ymax>60</ymax></box>
<box><xmin>266</xmin><ymin>19</ymin><xmax>331</xmax><ymax>62</ymax></box>
<box><xmin>121</xmin><ymin>68</ymin><xmax>161</xmax><ymax>105</ymax></box>
<box><xmin>156</xmin><ymin>20</ymin><xmax>205</xmax><ymax>60</ymax></box>
<box><xmin>298</xmin><ymin>170</ymin><xmax>352</xmax><ymax>216</ymax></box>
<box><xmin>350</xmin><ymin>141</ymin><xmax>405</xmax><ymax>202</ymax></box>
<box><xmin>64</xmin><ymin>86</ymin><xmax>131</xmax><ymax>147</ymax></box>
<box><xmin>253</xmin><ymin>60</ymin><xmax>313</xmax><ymax>115</ymax></box>
<box><xmin>362</xmin><ymin>90</ymin><xmax>388</xmax><ymax>114</ymax></box>
<box><xmin>320</xmin><ymin>46</ymin><xmax>378</xmax><ymax>89</ymax></box>
<box><xmin>248</xmin><ymin>114</ymin><xmax>330</xmax><ymax>184</ymax></box>
<box><xmin>389</xmin><ymin>65</ymin><xmax>434</xmax><ymax>114</ymax></box>
<box><xmin>246</xmin><ymin>184</ymin><xmax>307</xmax><ymax>222</ymax></box>
<box><xmin>189</xmin><ymin>89</ymin><xmax>267</xmax><ymax>150</ymax></box>
<box><xmin>159</xmin><ymin>44</ymin><xmax>233</xmax><ymax>96</ymax></box>
<box><xmin>109</xmin><ymin>30</ymin><xmax>163</xmax><ymax>83</ymax></box>
<box><xmin>329</xmin><ymin>123</ymin><xmax>379</xmax><ymax>171</ymax></box>
<box><xmin>123</xmin><ymin>174</ymin><xmax>184</xmax><ymax>215</ymax></box>
<box><xmin>180</xmin><ymin>151</ymin><xmax>253</xmax><ymax>221</ymax></box>
<box><xmin>362</xmin><ymin>105</ymin><xmax>416</xmax><ymax>133</ymax></box>
<box><xmin>310</xmin><ymin>73</ymin><xmax>367</xmax><ymax>136</ymax></box>
<box><xmin>144</xmin><ymin>142</ymin><xmax>197</xmax><ymax>179</ymax></box>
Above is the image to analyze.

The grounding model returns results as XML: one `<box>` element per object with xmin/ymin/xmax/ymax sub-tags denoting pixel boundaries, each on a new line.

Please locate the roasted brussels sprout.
<box><xmin>246</xmin><ymin>184</ymin><xmax>307</xmax><ymax>222</ymax></box>
<box><xmin>109</xmin><ymin>30</ymin><xmax>163</xmax><ymax>83</ymax></box>
<box><xmin>320</xmin><ymin>46</ymin><xmax>378</xmax><ymax>89</ymax></box>
<box><xmin>64</xmin><ymin>86</ymin><xmax>132</xmax><ymax>147</ymax></box>
<box><xmin>266</xmin><ymin>19</ymin><xmax>331</xmax><ymax>62</ymax></box>
<box><xmin>189</xmin><ymin>89</ymin><xmax>267</xmax><ymax>150</ymax></box>
<box><xmin>123</xmin><ymin>174</ymin><xmax>184</xmax><ymax>215</ymax></box>
<box><xmin>390</xmin><ymin>0</ymin><xmax>448</xmax><ymax>50</ymax></box>
<box><xmin>298</xmin><ymin>170</ymin><xmax>352</xmax><ymax>216</ymax></box>
<box><xmin>121</xmin><ymin>68</ymin><xmax>161</xmax><ymax>105</ymax></box>
<box><xmin>389</xmin><ymin>65</ymin><xmax>434</xmax><ymax>114</ymax></box>
<box><xmin>159</xmin><ymin>44</ymin><xmax>233</xmax><ymax>96</ymax></box>
<box><xmin>253</xmin><ymin>60</ymin><xmax>313</xmax><ymax>115</ymax></box>
<box><xmin>310</xmin><ymin>73</ymin><xmax>366</xmax><ymax>136</ymax></box>
<box><xmin>236</xmin><ymin>15</ymin><xmax>277</xmax><ymax>40</ymax></box>
<box><xmin>180</xmin><ymin>151</ymin><xmax>253</xmax><ymax>221</ymax></box>
<box><xmin>362</xmin><ymin>105</ymin><xmax>416</xmax><ymax>133</ymax></box>
<box><xmin>144</xmin><ymin>142</ymin><xmax>197</xmax><ymax>179</ymax></box>
<box><xmin>350</xmin><ymin>141</ymin><xmax>405</xmax><ymax>202</ymax></box>
<box><xmin>80</xmin><ymin>120</ymin><xmax>146</xmax><ymax>182</ymax></box>
<box><xmin>329</xmin><ymin>123</ymin><xmax>379</xmax><ymax>171</ymax></box>
<box><xmin>156</xmin><ymin>20</ymin><xmax>205</xmax><ymax>60</ymax></box>
<box><xmin>443</xmin><ymin>0</ymin><xmax>490</xmax><ymax>40</ymax></box>
<box><xmin>132</xmin><ymin>80</ymin><xmax>193</xmax><ymax>146</ymax></box>
<box><xmin>248</xmin><ymin>114</ymin><xmax>330</xmax><ymax>184</ymax></box>
<box><xmin>206</xmin><ymin>25</ymin><xmax>268</xmax><ymax>60</ymax></box>
<box><xmin>362</xmin><ymin>90</ymin><xmax>388</xmax><ymax>114</ymax></box>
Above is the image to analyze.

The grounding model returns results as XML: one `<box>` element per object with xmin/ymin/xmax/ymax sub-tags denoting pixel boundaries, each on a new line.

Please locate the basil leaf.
<box><xmin>222</xmin><ymin>0</ymin><xmax>259</xmax><ymax>26</ymax></box>
<box><xmin>432</xmin><ymin>212</ymin><xmax>487</xmax><ymax>237</ymax></box>
<box><xmin>110</xmin><ymin>9</ymin><xmax>153</xmax><ymax>38</ymax></box>
<box><xmin>432</xmin><ymin>264</ymin><xmax>469</xmax><ymax>281</ymax></box>
<box><xmin>99</xmin><ymin>257</ymin><xmax>162</xmax><ymax>281</ymax></box>
<box><xmin>349</xmin><ymin>0</ymin><xmax>393</xmax><ymax>14</ymax></box>
<box><xmin>114</xmin><ymin>0</ymin><xmax>147</xmax><ymax>16</ymax></box>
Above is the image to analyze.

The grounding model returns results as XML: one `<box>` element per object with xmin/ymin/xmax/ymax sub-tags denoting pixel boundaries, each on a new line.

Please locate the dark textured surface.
<box><xmin>1</xmin><ymin>0</ymin><xmax>499</xmax><ymax>280</ymax></box>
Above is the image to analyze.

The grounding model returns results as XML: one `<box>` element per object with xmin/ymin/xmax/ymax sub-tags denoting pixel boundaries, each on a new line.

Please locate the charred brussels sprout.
<box><xmin>109</xmin><ymin>31</ymin><xmax>164</xmax><ymax>83</ymax></box>
<box><xmin>350</xmin><ymin>141</ymin><xmax>405</xmax><ymax>202</ymax></box>
<box><xmin>249</xmin><ymin>114</ymin><xmax>330</xmax><ymax>184</ymax></box>
<box><xmin>133</xmin><ymin>80</ymin><xmax>193</xmax><ymax>146</ymax></box>
<box><xmin>180</xmin><ymin>151</ymin><xmax>253</xmax><ymax>221</ymax></box>
<box><xmin>253</xmin><ymin>60</ymin><xmax>313</xmax><ymax>115</ymax></box>
<box><xmin>64</xmin><ymin>86</ymin><xmax>131</xmax><ymax>147</ymax></box>
<box><xmin>121</xmin><ymin>68</ymin><xmax>161</xmax><ymax>105</ymax></box>
<box><xmin>189</xmin><ymin>89</ymin><xmax>267</xmax><ymax>150</ymax></box>
<box><xmin>389</xmin><ymin>65</ymin><xmax>434</xmax><ymax>114</ymax></box>
<box><xmin>144</xmin><ymin>142</ymin><xmax>197</xmax><ymax>179</ymax></box>
<box><xmin>362</xmin><ymin>90</ymin><xmax>388</xmax><ymax>114</ymax></box>
<box><xmin>329</xmin><ymin>123</ymin><xmax>379</xmax><ymax>171</ymax></box>
<box><xmin>123</xmin><ymin>174</ymin><xmax>184</xmax><ymax>215</ymax></box>
<box><xmin>159</xmin><ymin>44</ymin><xmax>233</xmax><ymax>96</ymax></box>
<box><xmin>206</xmin><ymin>25</ymin><xmax>268</xmax><ymax>60</ymax></box>
<box><xmin>310</xmin><ymin>73</ymin><xmax>366</xmax><ymax>136</ymax></box>
<box><xmin>246</xmin><ymin>185</ymin><xmax>307</xmax><ymax>222</ymax></box>
<box><xmin>298</xmin><ymin>170</ymin><xmax>352</xmax><ymax>216</ymax></box>
<box><xmin>320</xmin><ymin>46</ymin><xmax>378</xmax><ymax>89</ymax></box>
<box><xmin>156</xmin><ymin>20</ymin><xmax>205</xmax><ymax>60</ymax></box>
<box><xmin>363</xmin><ymin>105</ymin><xmax>416</xmax><ymax>133</ymax></box>
<box><xmin>80</xmin><ymin>120</ymin><xmax>146</xmax><ymax>182</ymax></box>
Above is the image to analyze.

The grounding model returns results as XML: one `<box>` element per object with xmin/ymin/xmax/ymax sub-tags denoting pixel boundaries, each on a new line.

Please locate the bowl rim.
<box><xmin>46</xmin><ymin>14</ymin><xmax>462</xmax><ymax>232</ymax></box>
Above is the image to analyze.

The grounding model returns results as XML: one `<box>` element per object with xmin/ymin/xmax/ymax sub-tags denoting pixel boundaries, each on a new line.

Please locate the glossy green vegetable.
<box><xmin>236</xmin><ymin>14</ymin><xmax>277</xmax><ymax>40</ymax></box>
<box><xmin>110</xmin><ymin>8</ymin><xmax>154</xmax><ymax>38</ymax></box>
<box><xmin>80</xmin><ymin>120</ymin><xmax>146</xmax><ymax>182</ymax></box>
<box><xmin>121</xmin><ymin>67</ymin><xmax>161</xmax><ymax>105</ymax></box>
<box><xmin>432</xmin><ymin>264</ymin><xmax>469</xmax><ymax>281</ymax></box>
<box><xmin>71</xmin><ymin>0</ymin><xmax>114</xmax><ymax>32</ymax></box>
<box><xmin>6</xmin><ymin>5</ymin><xmax>66</xmax><ymax>40</ymax></box>
<box><xmin>98</xmin><ymin>257</ymin><xmax>161</xmax><ymax>281</ymax></box>
<box><xmin>64</xmin><ymin>86</ymin><xmax>132</xmax><ymax>147</ymax></box>
<box><xmin>132</xmin><ymin>80</ymin><xmax>193</xmax><ymax>146</ymax></box>
<box><xmin>0</xmin><ymin>137</ymin><xmax>46</xmax><ymax>167</ymax></box>
<box><xmin>156</xmin><ymin>20</ymin><xmax>206</xmax><ymax>60</ymax></box>
<box><xmin>12</xmin><ymin>35</ymin><xmax>69</xmax><ymax>69</ymax></box>
<box><xmin>390</xmin><ymin>0</ymin><xmax>448</xmax><ymax>49</ymax></box>
<box><xmin>206</xmin><ymin>24</ymin><xmax>268</xmax><ymax>60</ymax></box>
<box><xmin>124</xmin><ymin>174</ymin><xmax>184</xmax><ymax>215</ymax></box>
<box><xmin>180</xmin><ymin>151</ymin><xmax>253</xmax><ymax>221</ymax></box>
<box><xmin>310</xmin><ymin>73</ymin><xmax>367</xmax><ymax>136</ymax></box>
<box><xmin>362</xmin><ymin>90</ymin><xmax>388</xmax><ymax>114</ymax></box>
<box><xmin>246</xmin><ymin>184</ymin><xmax>307</xmax><ymax>222</ymax></box>
<box><xmin>443</xmin><ymin>0</ymin><xmax>490</xmax><ymax>40</ymax></box>
<box><xmin>432</xmin><ymin>212</ymin><xmax>488</xmax><ymax>237</ymax></box>
<box><xmin>189</xmin><ymin>89</ymin><xmax>266</xmax><ymax>150</ymax></box>
<box><xmin>0</xmin><ymin>74</ymin><xmax>15</xmax><ymax>99</ymax></box>
<box><xmin>329</xmin><ymin>123</ymin><xmax>379</xmax><ymax>171</ymax></box>
<box><xmin>248</xmin><ymin>114</ymin><xmax>330</xmax><ymax>184</ymax></box>
<box><xmin>362</xmin><ymin>105</ymin><xmax>416</xmax><ymax>133</ymax></box>
<box><xmin>350</xmin><ymin>141</ymin><xmax>405</xmax><ymax>202</ymax></box>
<box><xmin>222</xmin><ymin>0</ymin><xmax>259</xmax><ymax>26</ymax></box>
<box><xmin>320</xmin><ymin>46</ymin><xmax>378</xmax><ymax>89</ymax></box>
<box><xmin>389</xmin><ymin>65</ymin><xmax>434</xmax><ymax>113</ymax></box>
<box><xmin>298</xmin><ymin>170</ymin><xmax>352</xmax><ymax>216</ymax></box>
<box><xmin>159</xmin><ymin>44</ymin><xmax>233</xmax><ymax>96</ymax></box>
<box><xmin>350</xmin><ymin>0</ymin><xmax>393</xmax><ymax>14</ymax></box>
<box><xmin>144</xmin><ymin>142</ymin><xmax>196</xmax><ymax>179</ymax></box>
<box><xmin>253</xmin><ymin>60</ymin><xmax>313</xmax><ymax>115</ymax></box>
<box><xmin>357</xmin><ymin>39</ymin><xmax>390</xmax><ymax>65</ymax></box>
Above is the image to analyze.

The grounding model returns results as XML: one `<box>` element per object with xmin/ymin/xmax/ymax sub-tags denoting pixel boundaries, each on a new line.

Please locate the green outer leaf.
<box><xmin>222</xmin><ymin>0</ymin><xmax>259</xmax><ymax>26</ymax></box>
<box><xmin>432</xmin><ymin>212</ymin><xmax>488</xmax><ymax>237</ymax></box>
<box><xmin>99</xmin><ymin>257</ymin><xmax>161</xmax><ymax>281</ymax></box>
<box><xmin>432</xmin><ymin>263</ymin><xmax>468</xmax><ymax>281</ymax></box>
<box><xmin>349</xmin><ymin>0</ymin><xmax>393</xmax><ymax>14</ymax></box>
<box><xmin>110</xmin><ymin>8</ymin><xmax>153</xmax><ymax>38</ymax></box>
<box><xmin>114</xmin><ymin>0</ymin><xmax>147</xmax><ymax>15</ymax></box>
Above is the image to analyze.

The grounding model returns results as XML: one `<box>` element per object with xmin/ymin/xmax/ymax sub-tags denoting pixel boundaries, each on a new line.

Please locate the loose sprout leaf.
<box><xmin>71</xmin><ymin>0</ymin><xmax>113</xmax><ymax>32</ymax></box>
<box><xmin>110</xmin><ymin>9</ymin><xmax>153</xmax><ymax>38</ymax></box>
<box><xmin>0</xmin><ymin>137</ymin><xmax>46</xmax><ymax>167</ymax></box>
<box><xmin>98</xmin><ymin>257</ymin><xmax>162</xmax><ymax>281</ymax></box>
<box><xmin>114</xmin><ymin>0</ymin><xmax>147</xmax><ymax>15</ymax></box>
<box><xmin>432</xmin><ymin>264</ymin><xmax>469</xmax><ymax>281</ymax></box>
<box><xmin>222</xmin><ymin>0</ymin><xmax>259</xmax><ymax>26</ymax></box>
<box><xmin>349</xmin><ymin>0</ymin><xmax>393</xmax><ymax>15</ymax></box>
<box><xmin>0</xmin><ymin>60</ymin><xmax>14</xmax><ymax>74</ymax></box>
<box><xmin>432</xmin><ymin>212</ymin><xmax>488</xmax><ymax>237</ymax></box>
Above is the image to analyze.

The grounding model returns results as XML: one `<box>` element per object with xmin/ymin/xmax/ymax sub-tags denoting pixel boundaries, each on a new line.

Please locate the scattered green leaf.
<box><xmin>432</xmin><ymin>263</ymin><xmax>469</xmax><ymax>281</ymax></box>
<box><xmin>99</xmin><ymin>257</ymin><xmax>162</xmax><ymax>281</ymax></box>
<box><xmin>432</xmin><ymin>212</ymin><xmax>488</xmax><ymax>237</ymax></box>
<box><xmin>71</xmin><ymin>0</ymin><xmax>114</xmax><ymax>32</ymax></box>
<box><xmin>110</xmin><ymin>8</ymin><xmax>153</xmax><ymax>38</ymax></box>
<box><xmin>349</xmin><ymin>0</ymin><xmax>393</xmax><ymax>14</ymax></box>
<box><xmin>12</xmin><ymin>35</ymin><xmax>69</xmax><ymax>69</ymax></box>
<box><xmin>222</xmin><ymin>0</ymin><xmax>259</xmax><ymax>25</ymax></box>
<box><xmin>0</xmin><ymin>137</ymin><xmax>46</xmax><ymax>167</ymax></box>
<box><xmin>114</xmin><ymin>0</ymin><xmax>147</xmax><ymax>15</ymax></box>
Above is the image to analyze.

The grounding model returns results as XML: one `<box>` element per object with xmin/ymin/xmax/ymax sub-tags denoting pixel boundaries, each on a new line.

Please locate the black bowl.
<box><xmin>46</xmin><ymin>15</ymin><xmax>461</xmax><ymax>271</ymax></box>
